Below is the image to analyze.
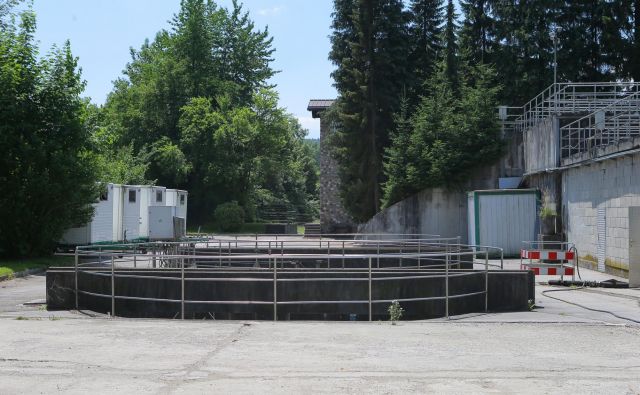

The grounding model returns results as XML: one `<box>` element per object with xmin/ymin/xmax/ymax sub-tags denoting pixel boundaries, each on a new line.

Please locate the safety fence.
<box><xmin>71</xmin><ymin>236</ymin><xmax>505</xmax><ymax>320</ymax></box>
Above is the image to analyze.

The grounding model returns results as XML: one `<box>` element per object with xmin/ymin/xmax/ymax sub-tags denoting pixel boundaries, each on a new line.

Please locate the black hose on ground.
<box><xmin>541</xmin><ymin>287</ymin><xmax>640</xmax><ymax>324</ymax></box>
<box><xmin>569</xmin><ymin>245</ymin><xmax>581</xmax><ymax>280</ymax></box>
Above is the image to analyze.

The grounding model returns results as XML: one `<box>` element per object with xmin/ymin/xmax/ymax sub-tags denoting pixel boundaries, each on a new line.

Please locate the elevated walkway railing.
<box><xmin>501</xmin><ymin>82</ymin><xmax>640</xmax><ymax>134</ymax></box>
<box><xmin>560</xmin><ymin>92</ymin><xmax>640</xmax><ymax>158</ymax></box>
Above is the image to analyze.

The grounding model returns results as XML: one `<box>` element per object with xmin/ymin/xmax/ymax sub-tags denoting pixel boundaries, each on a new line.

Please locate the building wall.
<box><xmin>562</xmin><ymin>153</ymin><xmax>640</xmax><ymax>274</ymax></box>
<box><xmin>319</xmin><ymin>116</ymin><xmax>354</xmax><ymax>233</ymax></box>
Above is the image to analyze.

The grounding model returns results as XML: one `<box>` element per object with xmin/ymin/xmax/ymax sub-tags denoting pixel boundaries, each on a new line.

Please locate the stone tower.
<box><xmin>307</xmin><ymin>99</ymin><xmax>354</xmax><ymax>233</ymax></box>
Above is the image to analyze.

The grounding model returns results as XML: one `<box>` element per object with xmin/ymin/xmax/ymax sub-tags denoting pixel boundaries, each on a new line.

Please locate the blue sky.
<box><xmin>30</xmin><ymin>0</ymin><xmax>337</xmax><ymax>138</ymax></box>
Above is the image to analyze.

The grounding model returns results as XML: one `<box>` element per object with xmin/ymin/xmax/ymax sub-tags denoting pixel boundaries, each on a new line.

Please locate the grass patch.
<box><xmin>0</xmin><ymin>255</ymin><xmax>74</xmax><ymax>278</ymax></box>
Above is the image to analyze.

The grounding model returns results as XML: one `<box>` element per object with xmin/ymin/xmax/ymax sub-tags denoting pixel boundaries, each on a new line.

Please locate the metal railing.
<box><xmin>560</xmin><ymin>92</ymin><xmax>640</xmax><ymax>158</ymax></box>
<box><xmin>500</xmin><ymin>82</ymin><xmax>640</xmax><ymax>134</ymax></box>
<box><xmin>72</xmin><ymin>236</ymin><xmax>505</xmax><ymax>321</ymax></box>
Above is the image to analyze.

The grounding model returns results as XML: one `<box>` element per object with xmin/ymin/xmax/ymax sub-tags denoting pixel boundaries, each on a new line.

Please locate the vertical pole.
<box><xmin>74</xmin><ymin>247</ymin><xmax>79</xmax><ymax>310</ymax></box>
<box><xmin>255</xmin><ymin>238</ymin><xmax>258</xmax><ymax>267</ymax></box>
<box><xmin>181</xmin><ymin>256</ymin><xmax>185</xmax><ymax>320</ymax></box>
<box><xmin>152</xmin><ymin>244</ymin><xmax>156</xmax><ymax>269</ymax></box>
<box><xmin>218</xmin><ymin>241</ymin><xmax>222</xmax><ymax>267</ymax></box>
<box><xmin>133</xmin><ymin>244</ymin><xmax>137</xmax><ymax>268</ymax></box>
<box><xmin>273</xmin><ymin>260</ymin><xmax>278</xmax><ymax>321</ymax></box>
<box><xmin>368</xmin><ymin>257</ymin><xmax>372</xmax><ymax>322</ymax></box>
<box><xmin>445</xmin><ymin>250</ymin><xmax>449</xmax><ymax>319</ymax></box>
<box><xmin>280</xmin><ymin>241</ymin><xmax>284</xmax><ymax>269</ymax></box>
<box><xmin>342</xmin><ymin>241</ymin><xmax>345</xmax><ymax>269</ymax></box>
<box><xmin>228</xmin><ymin>242</ymin><xmax>231</xmax><ymax>266</ymax></box>
<box><xmin>418</xmin><ymin>240</ymin><xmax>421</xmax><ymax>269</ymax></box>
<box><xmin>457</xmin><ymin>236</ymin><xmax>461</xmax><ymax>269</ymax></box>
<box><xmin>485</xmin><ymin>250</ymin><xmax>489</xmax><ymax>313</ymax></box>
<box><xmin>268</xmin><ymin>241</ymin><xmax>271</xmax><ymax>269</ymax></box>
<box><xmin>327</xmin><ymin>241</ymin><xmax>331</xmax><ymax>269</ymax></box>
<box><xmin>501</xmin><ymin>248</ymin><xmax>504</xmax><ymax>270</ymax></box>
<box><xmin>111</xmin><ymin>255</ymin><xmax>115</xmax><ymax>317</ymax></box>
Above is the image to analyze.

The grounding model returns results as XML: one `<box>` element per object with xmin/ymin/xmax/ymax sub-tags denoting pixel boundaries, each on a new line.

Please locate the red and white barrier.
<box><xmin>522</xmin><ymin>265</ymin><xmax>574</xmax><ymax>276</ymax></box>
<box><xmin>520</xmin><ymin>249</ymin><xmax>575</xmax><ymax>260</ymax></box>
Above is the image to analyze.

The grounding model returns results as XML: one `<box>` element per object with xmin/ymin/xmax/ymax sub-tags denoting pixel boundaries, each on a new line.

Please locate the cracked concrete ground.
<box><xmin>1</xmin><ymin>273</ymin><xmax>639</xmax><ymax>394</ymax></box>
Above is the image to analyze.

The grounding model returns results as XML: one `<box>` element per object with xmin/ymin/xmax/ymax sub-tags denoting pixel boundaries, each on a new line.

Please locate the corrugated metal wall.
<box><xmin>470</xmin><ymin>191</ymin><xmax>538</xmax><ymax>256</ymax></box>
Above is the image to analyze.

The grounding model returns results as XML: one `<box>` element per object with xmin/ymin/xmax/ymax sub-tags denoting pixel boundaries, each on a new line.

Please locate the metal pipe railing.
<box><xmin>72</xmin><ymin>237</ymin><xmax>507</xmax><ymax>321</ymax></box>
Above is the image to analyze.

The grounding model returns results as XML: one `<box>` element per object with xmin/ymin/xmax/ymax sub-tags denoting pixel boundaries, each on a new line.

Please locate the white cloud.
<box><xmin>258</xmin><ymin>5</ymin><xmax>285</xmax><ymax>17</ymax></box>
<box><xmin>297</xmin><ymin>115</ymin><xmax>320</xmax><ymax>139</ymax></box>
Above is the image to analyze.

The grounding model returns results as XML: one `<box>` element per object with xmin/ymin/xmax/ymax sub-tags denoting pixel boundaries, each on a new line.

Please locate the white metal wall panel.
<box><xmin>111</xmin><ymin>185</ymin><xmax>124</xmax><ymax>242</ymax></box>
<box><xmin>596</xmin><ymin>206</ymin><xmax>606</xmax><ymax>272</ymax></box>
<box><xmin>467</xmin><ymin>193</ymin><xmax>476</xmax><ymax>246</ymax></box>
<box><xmin>123</xmin><ymin>187</ymin><xmax>141</xmax><ymax>240</ymax></box>
<box><xmin>90</xmin><ymin>190</ymin><xmax>114</xmax><ymax>243</ymax></box>
<box><xmin>148</xmin><ymin>206</ymin><xmax>177</xmax><ymax>240</ymax></box>
<box><xmin>477</xmin><ymin>192</ymin><xmax>537</xmax><ymax>256</ymax></box>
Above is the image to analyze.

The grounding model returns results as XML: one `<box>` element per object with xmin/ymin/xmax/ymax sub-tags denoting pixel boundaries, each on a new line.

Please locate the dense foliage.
<box><xmin>0</xmin><ymin>5</ymin><xmax>97</xmax><ymax>257</ymax></box>
<box><xmin>99</xmin><ymin>0</ymin><xmax>318</xmax><ymax>224</ymax></box>
<box><xmin>214</xmin><ymin>201</ymin><xmax>245</xmax><ymax>232</ymax></box>
<box><xmin>331</xmin><ymin>0</ymin><xmax>640</xmax><ymax>215</ymax></box>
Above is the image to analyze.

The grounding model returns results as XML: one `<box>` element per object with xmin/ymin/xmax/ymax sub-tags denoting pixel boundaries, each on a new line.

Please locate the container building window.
<box><xmin>156</xmin><ymin>191</ymin><xmax>163</xmax><ymax>203</ymax></box>
<box><xmin>129</xmin><ymin>190</ymin><xmax>136</xmax><ymax>203</ymax></box>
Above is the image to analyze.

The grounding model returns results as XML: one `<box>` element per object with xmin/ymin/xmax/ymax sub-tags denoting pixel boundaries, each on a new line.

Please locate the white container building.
<box><xmin>122</xmin><ymin>185</ymin><xmax>167</xmax><ymax>241</ymax></box>
<box><xmin>61</xmin><ymin>184</ymin><xmax>188</xmax><ymax>246</ymax></box>
<box><xmin>166</xmin><ymin>189</ymin><xmax>188</xmax><ymax>234</ymax></box>
<box><xmin>60</xmin><ymin>183</ymin><xmax>124</xmax><ymax>245</ymax></box>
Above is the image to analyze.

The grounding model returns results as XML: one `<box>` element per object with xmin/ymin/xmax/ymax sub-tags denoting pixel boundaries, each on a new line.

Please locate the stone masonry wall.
<box><xmin>319</xmin><ymin>116</ymin><xmax>354</xmax><ymax>233</ymax></box>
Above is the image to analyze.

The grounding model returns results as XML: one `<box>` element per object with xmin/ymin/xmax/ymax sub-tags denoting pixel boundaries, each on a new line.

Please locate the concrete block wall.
<box><xmin>562</xmin><ymin>153</ymin><xmax>640</xmax><ymax>273</ymax></box>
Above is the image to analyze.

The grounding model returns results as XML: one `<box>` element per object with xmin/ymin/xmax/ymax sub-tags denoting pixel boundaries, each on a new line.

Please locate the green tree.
<box><xmin>382</xmin><ymin>63</ymin><xmax>503</xmax><ymax>205</ymax></box>
<box><xmin>0</xmin><ymin>6</ymin><xmax>97</xmax><ymax>257</ymax></box>
<box><xmin>329</xmin><ymin>0</ymin><xmax>409</xmax><ymax>222</ymax></box>
<box><xmin>407</xmin><ymin>0</ymin><xmax>444</xmax><ymax>104</ymax></box>
<box><xmin>382</xmin><ymin>94</ymin><xmax>414</xmax><ymax>207</ymax></box>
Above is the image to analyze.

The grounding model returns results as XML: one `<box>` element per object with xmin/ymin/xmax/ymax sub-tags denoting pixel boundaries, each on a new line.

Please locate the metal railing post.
<box><xmin>445</xmin><ymin>250</ymin><xmax>449</xmax><ymax>319</ymax></box>
<box><xmin>133</xmin><ymin>245</ymin><xmax>137</xmax><ymax>268</ymax></box>
<box><xmin>368</xmin><ymin>257</ymin><xmax>372</xmax><ymax>322</ymax></box>
<box><xmin>342</xmin><ymin>241</ymin><xmax>345</xmax><ymax>269</ymax></box>
<box><xmin>327</xmin><ymin>241</ymin><xmax>331</xmax><ymax>268</ymax></box>
<box><xmin>74</xmin><ymin>247</ymin><xmax>79</xmax><ymax>310</ymax></box>
<box><xmin>111</xmin><ymin>255</ymin><xmax>115</xmax><ymax>317</ymax></box>
<box><xmin>218</xmin><ymin>241</ymin><xmax>222</xmax><ymax>266</ymax></box>
<box><xmin>417</xmin><ymin>240</ymin><xmax>421</xmax><ymax>268</ymax></box>
<box><xmin>273</xmin><ymin>261</ymin><xmax>278</xmax><ymax>321</ymax></box>
<box><xmin>485</xmin><ymin>250</ymin><xmax>489</xmax><ymax>312</ymax></box>
<box><xmin>180</xmin><ymin>256</ymin><xmax>185</xmax><ymax>319</ymax></box>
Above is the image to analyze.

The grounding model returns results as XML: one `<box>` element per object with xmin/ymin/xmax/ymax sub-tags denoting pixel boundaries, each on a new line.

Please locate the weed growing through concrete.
<box><xmin>388</xmin><ymin>300</ymin><xmax>404</xmax><ymax>324</ymax></box>
<box><xmin>528</xmin><ymin>299</ymin><xmax>536</xmax><ymax>311</ymax></box>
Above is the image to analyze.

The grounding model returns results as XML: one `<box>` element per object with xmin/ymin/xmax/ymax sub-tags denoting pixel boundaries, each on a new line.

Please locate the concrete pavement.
<box><xmin>1</xmin><ymin>270</ymin><xmax>639</xmax><ymax>393</ymax></box>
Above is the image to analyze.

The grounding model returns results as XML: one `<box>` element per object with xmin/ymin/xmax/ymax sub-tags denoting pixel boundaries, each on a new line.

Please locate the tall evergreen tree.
<box><xmin>442</xmin><ymin>0</ymin><xmax>459</xmax><ymax>89</ymax></box>
<box><xmin>329</xmin><ymin>0</ymin><xmax>409</xmax><ymax>222</ymax></box>
<box><xmin>406</xmin><ymin>0</ymin><xmax>444</xmax><ymax>104</ymax></box>
<box><xmin>459</xmin><ymin>0</ymin><xmax>495</xmax><ymax>65</ymax></box>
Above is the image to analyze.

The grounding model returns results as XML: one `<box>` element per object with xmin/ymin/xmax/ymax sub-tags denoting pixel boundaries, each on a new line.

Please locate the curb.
<box><xmin>0</xmin><ymin>267</ymin><xmax>46</xmax><ymax>282</ymax></box>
